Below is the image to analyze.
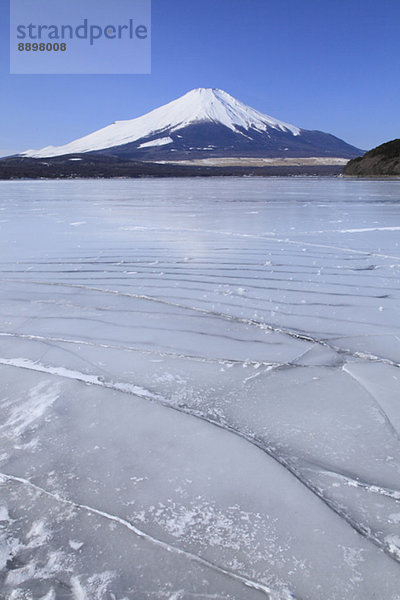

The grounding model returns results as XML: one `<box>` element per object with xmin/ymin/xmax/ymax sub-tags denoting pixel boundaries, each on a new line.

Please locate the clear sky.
<box><xmin>1</xmin><ymin>0</ymin><xmax>400</xmax><ymax>156</ymax></box>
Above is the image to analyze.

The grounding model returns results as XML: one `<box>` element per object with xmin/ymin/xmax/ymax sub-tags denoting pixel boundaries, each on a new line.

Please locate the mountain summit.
<box><xmin>21</xmin><ymin>88</ymin><xmax>362</xmax><ymax>160</ymax></box>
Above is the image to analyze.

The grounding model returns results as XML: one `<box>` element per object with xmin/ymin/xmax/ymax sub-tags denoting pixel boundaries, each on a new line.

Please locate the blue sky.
<box><xmin>1</xmin><ymin>0</ymin><xmax>400</xmax><ymax>156</ymax></box>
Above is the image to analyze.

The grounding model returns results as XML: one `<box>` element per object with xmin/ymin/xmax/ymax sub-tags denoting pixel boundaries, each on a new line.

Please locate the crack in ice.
<box><xmin>116</xmin><ymin>225</ymin><xmax>400</xmax><ymax>262</ymax></box>
<box><xmin>342</xmin><ymin>365</ymin><xmax>400</xmax><ymax>444</ymax></box>
<box><xmin>0</xmin><ymin>472</ymin><xmax>294</xmax><ymax>600</ymax></box>
<box><xmin>0</xmin><ymin>332</ymin><xmax>284</xmax><ymax>368</ymax></box>
<box><xmin>0</xmin><ymin>356</ymin><xmax>399</xmax><ymax>565</ymax></box>
<box><xmin>3</xmin><ymin>278</ymin><xmax>399</xmax><ymax>368</ymax></box>
<box><xmin>305</xmin><ymin>465</ymin><xmax>400</xmax><ymax>502</ymax></box>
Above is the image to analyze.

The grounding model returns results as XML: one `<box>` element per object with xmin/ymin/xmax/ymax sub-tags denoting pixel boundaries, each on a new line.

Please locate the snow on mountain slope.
<box><xmin>22</xmin><ymin>88</ymin><xmax>301</xmax><ymax>158</ymax></box>
<box><xmin>138</xmin><ymin>136</ymin><xmax>173</xmax><ymax>149</ymax></box>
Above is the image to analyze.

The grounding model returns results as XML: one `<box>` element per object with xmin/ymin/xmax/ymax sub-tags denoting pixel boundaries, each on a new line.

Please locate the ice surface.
<box><xmin>0</xmin><ymin>177</ymin><xmax>400</xmax><ymax>599</ymax></box>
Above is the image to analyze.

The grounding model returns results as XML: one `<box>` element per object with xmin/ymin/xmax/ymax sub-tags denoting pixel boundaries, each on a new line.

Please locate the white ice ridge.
<box><xmin>21</xmin><ymin>88</ymin><xmax>301</xmax><ymax>158</ymax></box>
<box><xmin>0</xmin><ymin>357</ymin><xmax>161</xmax><ymax>403</ymax></box>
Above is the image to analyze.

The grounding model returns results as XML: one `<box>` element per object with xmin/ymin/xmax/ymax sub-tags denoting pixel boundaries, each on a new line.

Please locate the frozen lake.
<box><xmin>0</xmin><ymin>177</ymin><xmax>400</xmax><ymax>599</ymax></box>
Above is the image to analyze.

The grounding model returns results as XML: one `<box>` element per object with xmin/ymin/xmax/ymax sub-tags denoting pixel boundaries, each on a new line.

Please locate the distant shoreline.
<box><xmin>151</xmin><ymin>157</ymin><xmax>349</xmax><ymax>167</ymax></box>
<box><xmin>0</xmin><ymin>156</ymin><xmax>344</xmax><ymax>180</ymax></box>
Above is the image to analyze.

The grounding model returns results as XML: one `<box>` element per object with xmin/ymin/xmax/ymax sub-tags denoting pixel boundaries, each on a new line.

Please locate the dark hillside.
<box><xmin>344</xmin><ymin>139</ymin><xmax>400</xmax><ymax>176</ymax></box>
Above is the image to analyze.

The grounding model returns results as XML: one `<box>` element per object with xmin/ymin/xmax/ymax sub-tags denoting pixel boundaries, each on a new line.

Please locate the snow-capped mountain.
<box><xmin>21</xmin><ymin>88</ymin><xmax>362</xmax><ymax>159</ymax></box>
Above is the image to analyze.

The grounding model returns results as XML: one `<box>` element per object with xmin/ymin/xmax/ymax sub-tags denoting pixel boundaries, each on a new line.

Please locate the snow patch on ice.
<box><xmin>69</xmin><ymin>540</ymin><xmax>84</xmax><ymax>551</ymax></box>
<box><xmin>71</xmin><ymin>576</ymin><xmax>88</xmax><ymax>600</ymax></box>
<box><xmin>27</xmin><ymin>519</ymin><xmax>51</xmax><ymax>548</ymax></box>
<box><xmin>389</xmin><ymin>513</ymin><xmax>400</xmax><ymax>524</ymax></box>
<box><xmin>39</xmin><ymin>590</ymin><xmax>56</xmax><ymax>600</ymax></box>
<box><xmin>71</xmin><ymin>572</ymin><xmax>115</xmax><ymax>600</ymax></box>
<box><xmin>0</xmin><ymin>505</ymin><xmax>10</xmax><ymax>521</ymax></box>
<box><xmin>1</xmin><ymin>380</ymin><xmax>61</xmax><ymax>438</ymax></box>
